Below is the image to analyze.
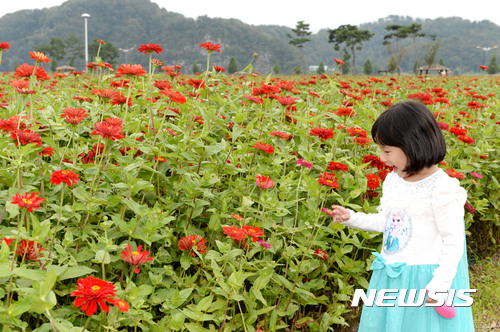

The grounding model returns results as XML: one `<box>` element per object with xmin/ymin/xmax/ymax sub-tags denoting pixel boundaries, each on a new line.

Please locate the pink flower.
<box><xmin>255</xmin><ymin>174</ymin><xmax>275</xmax><ymax>189</ymax></box>
<box><xmin>296</xmin><ymin>159</ymin><xmax>313</xmax><ymax>169</ymax></box>
<box><xmin>471</xmin><ymin>172</ymin><xmax>482</xmax><ymax>179</ymax></box>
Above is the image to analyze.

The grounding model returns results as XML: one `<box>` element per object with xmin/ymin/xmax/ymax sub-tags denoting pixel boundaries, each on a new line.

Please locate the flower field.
<box><xmin>0</xmin><ymin>43</ymin><xmax>499</xmax><ymax>331</ymax></box>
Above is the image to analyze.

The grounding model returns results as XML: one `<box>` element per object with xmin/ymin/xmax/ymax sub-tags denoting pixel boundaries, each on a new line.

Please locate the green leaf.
<box><xmin>196</xmin><ymin>295</ymin><xmax>213</xmax><ymax>312</ymax></box>
<box><xmin>8</xmin><ymin>297</ymin><xmax>32</xmax><ymax>317</ymax></box>
<box><xmin>92</xmin><ymin>250</ymin><xmax>110</xmax><ymax>264</ymax></box>
<box><xmin>40</xmin><ymin>269</ymin><xmax>57</xmax><ymax>300</ymax></box>
<box><xmin>58</xmin><ymin>266</ymin><xmax>96</xmax><ymax>281</ymax></box>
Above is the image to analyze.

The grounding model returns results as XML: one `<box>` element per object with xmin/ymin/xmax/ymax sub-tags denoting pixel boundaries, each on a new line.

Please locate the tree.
<box><xmin>383</xmin><ymin>25</ymin><xmax>410</xmax><ymax>75</ymax></box>
<box><xmin>341</xmin><ymin>52</ymin><xmax>351</xmax><ymax>75</ymax></box>
<box><xmin>192</xmin><ymin>62</ymin><xmax>200</xmax><ymax>74</ymax></box>
<box><xmin>407</xmin><ymin>23</ymin><xmax>426</xmax><ymax>71</ymax></box>
<box><xmin>328</xmin><ymin>25</ymin><xmax>373</xmax><ymax>75</ymax></box>
<box><xmin>36</xmin><ymin>37</ymin><xmax>66</xmax><ymax>71</ymax></box>
<box><xmin>227</xmin><ymin>56</ymin><xmax>238</xmax><ymax>74</ymax></box>
<box><xmin>287</xmin><ymin>21</ymin><xmax>312</xmax><ymax>74</ymax></box>
<box><xmin>388</xmin><ymin>55</ymin><xmax>397</xmax><ymax>73</ymax></box>
<box><xmin>317</xmin><ymin>61</ymin><xmax>325</xmax><ymax>75</ymax></box>
<box><xmin>487</xmin><ymin>53</ymin><xmax>500</xmax><ymax>74</ymax></box>
<box><xmin>363</xmin><ymin>57</ymin><xmax>373</xmax><ymax>75</ymax></box>
<box><xmin>273</xmin><ymin>62</ymin><xmax>280</xmax><ymax>74</ymax></box>
<box><xmin>65</xmin><ymin>34</ymin><xmax>84</xmax><ymax>67</ymax></box>
<box><xmin>439</xmin><ymin>57</ymin><xmax>445</xmax><ymax>66</ymax></box>
<box><xmin>423</xmin><ymin>35</ymin><xmax>441</xmax><ymax>68</ymax></box>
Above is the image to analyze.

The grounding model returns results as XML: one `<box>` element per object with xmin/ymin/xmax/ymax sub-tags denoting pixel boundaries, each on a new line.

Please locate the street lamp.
<box><xmin>476</xmin><ymin>45</ymin><xmax>498</xmax><ymax>65</ymax></box>
<box><xmin>118</xmin><ymin>46</ymin><xmax>135</xmax><ymax>64</ymax></box>
<box><xmin>82</xmin><ymin>13</ymin><xmax>91</xmax><ymax>67</ymax></box>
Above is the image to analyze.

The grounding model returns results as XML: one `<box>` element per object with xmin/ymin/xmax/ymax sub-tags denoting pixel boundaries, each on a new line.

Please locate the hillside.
<box><xmin>1</xmin><ymin>0</ymin><xmax>499</xmax><ymax>74</ymax></box>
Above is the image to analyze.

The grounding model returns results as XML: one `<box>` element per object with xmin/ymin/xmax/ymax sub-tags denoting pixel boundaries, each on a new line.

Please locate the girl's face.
<box><xmin>378</xmin><ymin>145</ymin><xmax>408</xmax><ymax>178</ymax></box>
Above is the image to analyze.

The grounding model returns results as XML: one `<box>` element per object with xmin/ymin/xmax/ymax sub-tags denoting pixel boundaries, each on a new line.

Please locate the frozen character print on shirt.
<box><xmin>383</xmin><ymin>209</ymin><xmax>411</xmax><ymax>254</ymax></box>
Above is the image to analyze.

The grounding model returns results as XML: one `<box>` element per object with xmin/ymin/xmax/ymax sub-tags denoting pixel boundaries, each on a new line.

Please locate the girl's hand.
<box><xmin>331</xmin><ymin>205</ymin><xmax>350</xmax><ymax>223</ymax></box>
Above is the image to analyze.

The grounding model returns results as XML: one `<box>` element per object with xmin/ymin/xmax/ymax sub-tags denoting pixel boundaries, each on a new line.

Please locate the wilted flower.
<box><xmin>178</xmin><ymin>235</ymin><xmax>208</xmax><ymax>257</ymax></box>
<box><xmin>255</xmin><ymin>174</ymin><xmax>275</xmax><ymax>189</ymax></box>
<box><xmin>16</xmin><ymin>240</ymin><xmax>45</xmax><ymax>261</ymax></box>
<box><xmin>314</xmin><ymin>249</ymin><xmax>328</xmax><ymax>260</ymax></box>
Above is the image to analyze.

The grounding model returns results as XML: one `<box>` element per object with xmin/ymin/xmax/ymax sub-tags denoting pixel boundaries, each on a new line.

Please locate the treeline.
<box><xmin>0</xmin><ymin>0</ymin><xmax>499</xmax><ymax>75</ymax></box>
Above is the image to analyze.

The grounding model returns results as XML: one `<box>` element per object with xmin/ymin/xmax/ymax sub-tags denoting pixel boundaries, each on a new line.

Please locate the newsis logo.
<box><xmin>351</xmin><ymin>289</ymin><xmax>477</xmax><ymax>308</ymax></box>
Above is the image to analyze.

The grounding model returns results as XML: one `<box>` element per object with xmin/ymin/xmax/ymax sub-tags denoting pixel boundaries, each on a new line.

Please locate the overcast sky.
<box><xmin>1</xmin><ymin>0</ymin><xmax>500</xmax><ymax>33</ymax></box>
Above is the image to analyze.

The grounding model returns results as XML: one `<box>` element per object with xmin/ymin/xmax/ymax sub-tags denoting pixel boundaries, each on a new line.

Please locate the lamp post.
<box><xmin>82</xmin><ymin>13</ymin><xmax>91</xmax><ymax>67</ymax></box>
<box><xmin>118</xmin><ymin>46</ymin><xmax>135</xmax><ymax>64</ymax></box>
<box><xmin>476</xmin><ymin>45</ymin><xmax>498</xmax><ymax>65</ymax></box>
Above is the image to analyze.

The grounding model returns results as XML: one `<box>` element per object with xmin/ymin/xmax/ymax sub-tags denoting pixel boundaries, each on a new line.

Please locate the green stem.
<box><xmin>48</xmin><ymin>186</ymin><xmax>65</xmax><ymax>258</ymax></box>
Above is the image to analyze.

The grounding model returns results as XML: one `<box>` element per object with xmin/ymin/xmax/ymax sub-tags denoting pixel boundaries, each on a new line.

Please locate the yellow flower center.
<box><xmin>91</xmin><ymin>285</ymin><xmax>101</xmax><ymax>292</ymax></box>
<box><xmin>22</xmin><ymin>199</ymin><xmax>32</xmax><ymax>204</ymax></box>
<box><xmin>132</xmin><ymin>251</ymin><xmax>139</xmax><ymax>255</ymax></box>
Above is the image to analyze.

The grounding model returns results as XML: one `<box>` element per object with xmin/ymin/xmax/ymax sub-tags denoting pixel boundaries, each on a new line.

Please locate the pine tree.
<box><xmin>487</xmin><ymin>53</ymin><xmax>500</xmax><ymax>74</ymax></box>
<box><xmin>363</xmin><ymin>57</ymin><xmax>373</xmax><ymax>75</ymax></box>
<box><xmin>192</xmin><ymin>62</ymin><xmax>200</xmax><ymax>74</ymax></box>
<box><xmin>227</xmin><ymin>56</ymin><xmax>238</xmax><ymax>74</ymax></box>
<box><xmin>273</xmin><ymin>62</ymin><xmax>280</xmax><ymax>74</ymax></box>
<box><xmin>287</xmin><ymin>21</ymin><xmax>312</xmax><ymax>74</ymax></box>
<box><xmin>317</xmin><ymin>61</ymin><xmax>325</xmax><ymax>74</ymax></box>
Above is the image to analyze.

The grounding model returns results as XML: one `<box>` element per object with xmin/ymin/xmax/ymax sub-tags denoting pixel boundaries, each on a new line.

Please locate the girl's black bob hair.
<box><xmin>371</xmin><ymin>101</ymin><xmax>447</xmax><ymax>175</ymax></box>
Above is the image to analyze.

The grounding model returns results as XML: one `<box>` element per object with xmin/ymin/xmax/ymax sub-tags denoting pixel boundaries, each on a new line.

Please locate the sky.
<box><xmin>1</xmin><ymin>0</ymin><xmax>500</xmax><ymax>33</ymax></box>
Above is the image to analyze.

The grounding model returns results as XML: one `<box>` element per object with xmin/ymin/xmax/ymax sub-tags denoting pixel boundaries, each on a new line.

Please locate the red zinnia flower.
<box><xmin>354</xmin><ymin>136</ymin><xmax>372</xmax><ymax>146</ymax></box>
<box><xmin>366</xmin><ymin>173</ymin><xmax>380</xmax><ymax>190</ymax></box>
<box><xmin>449</xmin><ymin>126</ymin><xmax>467</xmax><ymax>136</ymax></box>
<box><xmin>334</xmin><ymin>58</ymin><xmax>344</xmax><ymax>65</ymax></box>
<box><xmin>120</xmin><ymin>243</ymin><xmax>154</xmax><ymax>273</ymax></box>
<box><xmin>243</xmin><ymin>95</ymin><xmax>264</xmax><ymax>104</ymax></box>
<box><xmin>314</xmin><ymin>249</ymin><xmax>328</xmax><ymax>260</ymax></box>
<box><xmin>362</xmin><ymin>154</ymin><xmax>388</xmax><ymax>170</ymax></box>
<box><xmin>40</xmin><ymin>146</ymin><xmax>54</xmax><ymax>157</ymax></box>
<box><xmin>446</xmin><ymin>168</ymin><xmax>464</xmax><ymax>179</ymax></box>
<box><xmin>231</xmin><ymin>214</ymin><xmax>244</xmax><ymax>221</ymax></box>
<box><xmin>11</xmin><ymin>192</ymin><xmax>45</xmax><ymax>212</ymax></box>
<box><xmin>241</xmin><ymin>225</ymin><xmax>264</xmax><ymax>242</ymax></box>
<box><xmin>10</xmin><ymin>129</ymin><xmax>42</xmax><ymax>146</ymax></box>
<box><xmin>137</xmin><ymin>43</ymin><xmax>163</xmax><ymax>55</ymax></box>
<box><xmin>29</xmin><ymin>51</ymin><xmax>50</xmax><ymax>63</ymax></box>
<box><xmin>479</xmin><ymin>65</ymin><xmax>488</xmax><ymax>70</ymax></box>
<box><xmin>270</xmin><ymin>130</ymin><xmax>293</xmax><ymax>140</ymax></box>
<box><xmin>2</xmin><ymin>238</ymin><xmax>14</xmax><ymax>245</ymax></box>
<box><xmin>276</xmin><ymin>96</ymin><xmax>297</xmax><ymax>106</ymax></box>
<box><xmin>200</xmin><ymin>42</ymin><xmax>222</xmax><ymax>53</ymax></box>
<box><xmin>159</xmin><ymin>89</ymin><xmax>187</xmax><ymax>104</ymax></box>
<box><xmin>188</xmin><ymin>79</ymin><xmax>206</xmax><ymax>89</ymax></box>
<box><xmin>16</xmin><ymin>239</ymin><xmax>45</xmax><ymax>261</ymax></box>
<box><xmin>309</xmin><ymin>128</ymin><xmax>334</xmax><ymax>141</ymax></box>
<box><xmin>90</xmin><ymin>121</ymin><xmax>125</xmax><ymax>141</ymax></box>
<box><xmin>71</xmin><ymin>276</ymin><xmax>117</xmax><ymax>316</ymax></box>
<box><xmin>50</xmin><ymin>170</ymin><xmax>80</xmax><ymax>187</ymax></box>
<box><xmin>61</xmin><ymin>107</ymin><xmax>87</xmax><ymax>124</ymax></box>
<box><xmin>253</xmin><ymin>142</ymin><xmax>274</xmax><ymax>154</ymax></box>
<box><xmin>110</xmin><ymin>298</ymin><xmax>129</xmax><ymax>312</ymax></box>
<box><xmin>115</xmin><ymin>64</ymin><xmax>146</xmax><ymax>77</ymax></box>
<box><xmin>255</xmin><ymin>174</ymin><xmax>275</xmax><ymax>189</ymax></box>
<box><xmin>0</xmin><ymin>42</ymin><xmax>10</xmax><ymax>52</ymax></box>
<box><xmin>327</xmin><ymin>162</ymin><xmax>349</xmax><ymax>173</ymax></box>
<box><xmin>223</xmin><ymin>226</ymin><xmax>246</xmax><ymax>241</ymax></box>
<box><xmin>458</xmin><ymin>135</ymin><xmax>474</xmax><ymax>144</ymax></box>
<box><xmin>213</xmin><ymin>66</ymin><xmax>225</xmax><ymax>72</ymax></box>
<box><xmin>318</xmin><ymin>172</ymin><xmax>340</xmax><ymax>189</ymax></box>
<box><xmin>178</xmin><ymin>235</ymin><xmax>208</xmax><ymax>257</ymax></box>
<box><xmin>335</xmin><ymin>107</ymin><xmax>354</xmax><ymax>117</ymax></box>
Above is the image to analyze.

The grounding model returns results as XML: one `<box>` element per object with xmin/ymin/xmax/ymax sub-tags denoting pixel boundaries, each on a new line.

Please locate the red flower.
<box><xmin>61</xmin><ymin>107</ymin><xmax>87</xmax><ymax>124</ymax></box>
<box><xmin>178</xmin><ymin>235</ymin><xmax>208</xmax><ymax>257</ymax></box>
<box><xmin>188</xmin><ymin>79</ymin><xmax>206</xmax><ymax>89</ymax></box>
<box><xmin>223</xmin><ymin>226</ymin><xmax>246</xmax><ymax>241</ymax></box>
<box><xmin>200</xmin><ymin>42</ymin><xmax>222</xmax><ymax>53</ymax></box>
<box><xmin>50</xmin><ymin>170</ymin><xmax>80</xmax><ymax>187</ymax></box>
<box><xmin>346</xmin><ymin>127</ymin><xmax>367</xmax><ymax>137</ymax></box>
<box><xmin>335</xmin><ymin>107</ymin><xmax>354</xmax><ymax>117</ymax></box>
<box><xmin>29</xmin><ymin>51</ymin><xmax>50</xmax><ymax>63</ymax></box>
<box><xmin>241</xmin><ymin>225</ymin><xmax>264</xmax><ymax>242</ymax></box>
<box><xmin>334</xmin><ymin>58</ymin><xmax>344</xmax><ymax>65</ymax></box>
<box><xmin>159</xmin><ymin>89</ymin><xmax>187</xmax><ymax>104</ymax></box>
<box><xmin>120</xmin><ymin>243</ymin><xmax>154</xmax><ymax>273</ymax></box>
<box><xmin>253</xmin><ymin>142</ymin><xmax>274</xmax><ymax>154</ymax></box>
<box><xmin>10</xmin><ymin>129</ymin><xmax>42</xmax><ymax>146</ymax></box>
<box><xmin>110</xmin><ymin>92</ymin><xmax>132</xmax><ymax>106</ymax></box>
<box><xmin>362</xmin><ymin>154</ymin><xmax>389</xmax><ymax>170</ymax></box>
<box><xmin>137</xmin><ymin>43</ymin><xmax>163</xmax><ymax>54</ymax></box>
<box><xmin>449</xmin><ymin>126</ymin><xmax>467</xmax><ymax>136</ymax></box>
<box><xmin>0</xmin><ymin>42</ymin><xmax>10</xmax><ymax>51</ymax></box>
<box><xmin>366</xmin><ymin>173</ymin><xmax>380</xmax><ymax>190</ymax></box>
<box><xmin>314</xmin><ymin>249</ymin><xmax>328</xmax><ymax>260</ymax></box>
<box><xmin>2</xmin><ymin>238</ymin><xmax>14</xmax><ymax>245</ymax></box>
<box><xmin>97</xmin><ymin>39</ymin><xmax>106</xmax><ymax>45</ymax></box>
<box><xmin>71</xmin><ymin>276</ymin><xmax>117</xmax><ymax>316</ymax></box>
<box><xmin>231</xmin><ymin>214</ymin><xmax>244</xmax><ymax>221</ymax></box>
<box><xmin>40</xmin><ymin>146</ymin><xmax>54</xmax><ymax>157</ymax></box>
<box><xmin>354</xmin><ymin>136</ymin><xmax>372</xmax><ymax>146</ymax></box>
<box><xmin>243</xmin><ymin>95</ymin><xmax>264</xmax><ymax>104</ymax></box>
<box><xmin>327</xmin><ymin>162</ymin><xmax>349</xmax><ymax>172</ymax></box>
<box><xmin>309</xmin><ymin>127</ymin><xmax>334</xmax><ymax>141</ymax></box>
<box><xmin>276</xmin><ymin>96</ymin><xmax>297</xmax><ymax>106</ymax></box>
<box><xmin>458</xmin><ymin>135</ymin><xmax>474</xmax><ymax>144</ymax></box>
<box><xmin>318</xmin><ymin>172</ymin><xmax>340</xmax><ymax>189</ymax></box>
<box><xmin>90</xmin><ymin>121</ymin><xmax>125</xmax><ymax>141</ymax></box>
<box><xmin>115</xmin><ymin>64</ymin><xmax>146</xmax><ymax>77</ymax></box>
<box><xmin>11</xmin><ymin>192</ymin><xmax>45</xmax><ymax>212</ymax></box>
<box><xmin>110</xmin><ymin>298</ymin><xmax>129</xmax><ymax>312</ymax></box>
<box><xmin>479</xmin><ymin>65</ymin><xmax>488</xmax><ymax>70</ymax></box>
<box><xmin>446</xmin><ymin>168</ymin><xmax>464</xmax><ymax>179</ymax></box>
<box><xmin>270</xmin><ymin>130</ymin><xmax>293</xmax><ymax>140</ymax></box>
<box><xmin>16</xmin><ymin>240</ymin><xmax>45</xmax><ymax>261</ymax></box>
<box><xmin>213</xmin><ymin>66</ymin><xmax>225</xmax><ymax>72</ymax></box>
<box><xmin>255</xmin><ymin>174</ymin><xmax>275</xmax><ymax>189</ymax></box>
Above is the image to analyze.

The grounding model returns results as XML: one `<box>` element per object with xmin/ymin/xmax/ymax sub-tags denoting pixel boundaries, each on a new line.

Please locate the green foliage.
<box><xmin>363</xmin><ymin>57</ymin><xmax>373</xmax><ymax>75</ymax></box>
<box><xmin>273</xmin><ymin>62</ymin><xmax>280</xmax><ymax>74</ymax></box>
<box><xmin>328</xmin><ymin>25</ymin><xmax>374</xmax><ymax>75</ymax></box>
<box><xmin>287</xmin><ymin>21</ymin><xmax>312</xmax><ymax>74</ymax></box>
<box><xmin>388</xmin><ymin>54</ymin><xmax>397</xmax><ymax>73</ymax></box>
<box><xmin>487</xmin><ymin>53</ymin><xmax>500</xmax><ymax>74</ymax></box>
<box><xmin>317</xmin><ymin>61</ymin><xmax>325</xmax><ymax>75</ymax></box>
<box><xmin>227</xmin><ymin>56</ymin><xmax>238</xmax><ymax>74</ymax></box>
<box><xmin>192</xmin><ymin>62</ymin><xmax>200</xmax><ymax>74</ymax></box>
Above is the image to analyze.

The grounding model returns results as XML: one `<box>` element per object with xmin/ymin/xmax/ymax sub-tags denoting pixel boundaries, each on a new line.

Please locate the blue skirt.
<box><xmin>358</xmin><ymin>247</ymin><xmax>475</xmax><ymax>331</ymax></box>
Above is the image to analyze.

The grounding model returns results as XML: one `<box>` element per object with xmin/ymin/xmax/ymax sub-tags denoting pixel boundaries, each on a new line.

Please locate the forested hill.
<box><xmin>1</xmin><ymin>0</ymin><xmax>499</xmax><ymax>74</ymax></box>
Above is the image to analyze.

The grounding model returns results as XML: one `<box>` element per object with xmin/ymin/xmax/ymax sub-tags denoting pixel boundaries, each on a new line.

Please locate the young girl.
<box><xmin>332</xmin><ymin>101</ymin><xmax>474</xmax><ymax>331</ymax></box>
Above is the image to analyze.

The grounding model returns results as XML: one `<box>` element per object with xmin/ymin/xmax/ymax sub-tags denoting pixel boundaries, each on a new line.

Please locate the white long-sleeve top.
<box><xmin>343</xmin><ymin>169</ymin><xmax>467</xmax><ymax>294</ymax></box>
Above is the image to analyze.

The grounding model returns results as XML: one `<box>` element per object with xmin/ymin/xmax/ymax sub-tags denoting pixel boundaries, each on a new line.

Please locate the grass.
<box><xmin>469</xmin><ymin>250</ymin><xmax>500</xmax><ymax>332</ymax></box>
